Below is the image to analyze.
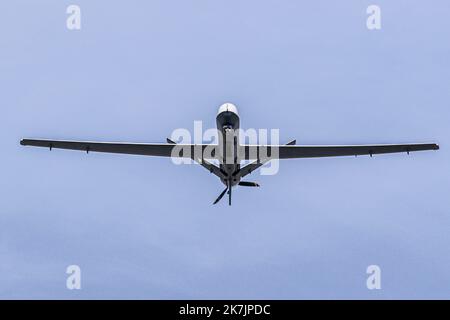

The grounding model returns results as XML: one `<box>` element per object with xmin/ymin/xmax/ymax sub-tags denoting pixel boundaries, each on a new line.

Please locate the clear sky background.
<box><xmin>0</xmin><ymin>1</ymin><xmax>449</xmax><ymax>299</ymax></box>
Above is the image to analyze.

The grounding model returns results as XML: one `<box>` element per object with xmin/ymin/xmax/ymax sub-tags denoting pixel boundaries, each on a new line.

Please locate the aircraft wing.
<box><xmin>243</xmin><ymin>143</ymin><xmax>439</xmax><ymax>160</ymax></box>
<box><xmin>20</xmin><ymin>138</ymin><xmax>218</xmax><ymax>158</ymax></box>
<box><xmin>20</xmin><ymin>138</ymin><xmax>226</xmax><ymax>179</ymax></box>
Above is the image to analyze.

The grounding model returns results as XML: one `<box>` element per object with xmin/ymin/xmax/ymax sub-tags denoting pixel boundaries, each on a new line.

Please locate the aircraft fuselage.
<box><xmin>216</xmin><ymin>103</ymin><xmax>241</xmax><ymax>187</ymax></box>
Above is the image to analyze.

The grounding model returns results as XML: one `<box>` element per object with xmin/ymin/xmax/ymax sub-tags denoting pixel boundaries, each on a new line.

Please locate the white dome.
<box><xmin>217</xmin><ymin>103</ymin><xmax>238</xmax><ymax>115</ymax></box>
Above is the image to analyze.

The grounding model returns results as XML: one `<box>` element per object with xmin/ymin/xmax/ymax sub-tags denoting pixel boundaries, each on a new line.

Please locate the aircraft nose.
<box><xmin>218</xmin><ymin>103</ymin><xmax>238</xmax><ymax>115</ymax></box>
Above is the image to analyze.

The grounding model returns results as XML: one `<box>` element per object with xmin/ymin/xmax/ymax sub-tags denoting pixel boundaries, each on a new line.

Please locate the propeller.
<box><xmin>213</xmin><ymin>187</ymin><xmax>228</xmax><ymax>205</ymax></box>
<box><xmin>214</xmin><ymin>181</ymin><xmax>260</xmax><ymax>205</ymax></box>
<box><xmin>238</xmin><ymin>181</ymin><xmax>260</xmax><ymax>187</ymax></box>
<box><xmin>228</xmin><ymin>180</ymin><xmax>232</xmax><ymax>206</ymax></box>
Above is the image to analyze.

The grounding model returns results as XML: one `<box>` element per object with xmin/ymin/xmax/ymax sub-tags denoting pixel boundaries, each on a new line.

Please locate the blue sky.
<box><xmin>0</xmin><ymin>1</ymin><xmax>449</xmax><ymax>299</ymax></box>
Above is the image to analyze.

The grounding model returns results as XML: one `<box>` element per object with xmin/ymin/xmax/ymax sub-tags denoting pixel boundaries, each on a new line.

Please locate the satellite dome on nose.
<box><xmin>217</xmin><ymin>103</ymin><xmax>238</xmax><ymax>115</ymax></box>
<box><xmin>216</xmin><ymin>103</ymin><xmax>240</xmax><ymax>130</ymax></box>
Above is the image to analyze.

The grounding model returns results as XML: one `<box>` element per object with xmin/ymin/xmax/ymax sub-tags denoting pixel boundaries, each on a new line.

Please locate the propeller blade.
<box><xmin>238</xmin><ymin>181</ymin><xmax>260</xmax><ymax>187</ymax></box>
<box><xmin>213</xmin><ymin>187</ymin><xmax>228</xmax><ymax>205</ymax></box>
<box><xmin>228</xmin><ymin>183</ymin><xmax>232</xmax><ymax>206</ymax></box>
